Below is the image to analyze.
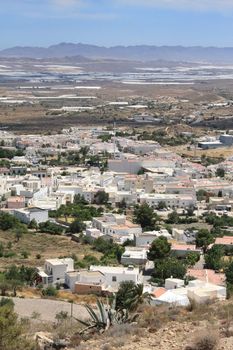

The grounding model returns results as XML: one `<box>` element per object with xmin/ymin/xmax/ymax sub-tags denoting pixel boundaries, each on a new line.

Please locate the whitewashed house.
<box><xmin>37</xmin><ymin>258</ymin><xmax>74</xmax><ymax>286</ymax></box>
<box><xmin>14</xmin><ymin>207</ymin><xmax>49</xmax><ymax>224</ymax></box>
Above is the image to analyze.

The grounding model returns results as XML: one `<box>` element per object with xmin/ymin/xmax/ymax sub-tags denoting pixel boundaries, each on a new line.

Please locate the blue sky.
<box><xmin>1</xmin><ymin>0</ymin><xmax>233</xmax><ymax>48</ymax></box>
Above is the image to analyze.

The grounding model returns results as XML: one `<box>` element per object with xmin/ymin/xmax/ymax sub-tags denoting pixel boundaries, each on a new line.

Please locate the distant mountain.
<box><xmin>2</xmin><ymin>43</ymin><xmax>233</xmax><ymax>63</ymax></box>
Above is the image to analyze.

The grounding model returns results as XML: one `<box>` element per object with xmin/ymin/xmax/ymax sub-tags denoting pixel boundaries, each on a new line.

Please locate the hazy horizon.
<box><xmin>4</xmin><ymin>42</ymin><xmax>233</xmax><ymax>50</ymax></box>
<box><xmin>1</xmin><ymin>0</ymin><xmax>233</xmax><ymax>49</ymax></box>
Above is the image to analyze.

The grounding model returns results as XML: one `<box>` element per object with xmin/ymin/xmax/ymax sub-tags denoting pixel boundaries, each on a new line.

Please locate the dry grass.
<box><xmin>138</xmin><ymin>304</ymin><xmax>185</xmax><ymax>331</ymax></box>
<box><xmin>0</xmin><ymin>229</ymin><xmax>102</xmax><ymax>269</ymax></box>
<box><xmin>57</xmin><ymin>290</ymin><xmax>102</xmax><ymax>304</ymax></box>
<box><xmin>171</xmin><ymin>144</ymin><xmax>233</xmax><ymax>159</ymax></box>
<box><xmin>17</xmin><ymin>287</ymin><xmax>103</xmax><ymax>305</ymax></box>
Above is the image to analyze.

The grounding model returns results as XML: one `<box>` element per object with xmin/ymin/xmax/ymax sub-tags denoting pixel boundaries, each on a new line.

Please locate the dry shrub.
<box><xmin>139</xmin><ymin>304</ymin><xmax>183</xmax><ymax>330</ymax></box>
<box><xmin>187</xmin><ymin>330</ymin><xmax>219</xmax><ymax>350</ymax></box>
<box><xmin>185</xmin><ymin>301</ymin><xmax>215</xmax><ymax>323</ymax></box>
<box><xmin>53</xmin><ymin>319</ymin><xmax>80</xmax><ymax>340</ymax></box>
<box><xmin>112</xmin><ymin>339</ymin><xmax>125</xmax><ymax>348</ymax></box>
<box><xmin>101</xmin><ymin>344</ymin><xmax>112</xmax><ymax>350</ymax></box>
<box><xmin>77</xmin><ymin>345</ymin><xmax>90</xmax><ymax>350</ymax></box>
<box><xmin>214</xmin><ymin>302</ymin><xmax>233</xmax><ymax>321</ymax></box>
<box><xmin>104</xmin><ymin>324</ymin><xmax>138</xmax><ymax>349</ymax></box>
<box><xmin>106</xmin><ymin>324</ymin><xmax>135</xmax><ymax>338</ymax></box>
<box><xmin>69</xmin><ymin>333</ymin><xmax>82</xmax><ymax>347</ymax></box>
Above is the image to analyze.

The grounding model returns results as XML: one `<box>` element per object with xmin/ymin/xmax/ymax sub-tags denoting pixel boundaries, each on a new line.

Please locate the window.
<box><xmin>112</xmin><ymin>276</ymin><xmax>117</xmax><ymax>282</ymax></box>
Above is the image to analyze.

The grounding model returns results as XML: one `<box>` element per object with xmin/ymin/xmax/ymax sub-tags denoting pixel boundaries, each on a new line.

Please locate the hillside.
<box><xmin>34</xmin><ymin>300</ymin><xmax>233</xmax><ymax>350</ymax></box>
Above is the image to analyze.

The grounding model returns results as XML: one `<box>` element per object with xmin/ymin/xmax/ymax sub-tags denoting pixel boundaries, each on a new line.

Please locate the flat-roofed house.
<box><xmin>37</xmin><ymin>258</ymin><xmax>74</xmax><ymax>286</ymax></box>
<box><xmin>121</xmin><ymin>247</ymin><xmax>148</xmax><ymax>266</ymax></box>
<box><xmin>14</xmin><ymin>207</ymin><xmax>48</xmax><ymax>224</ymax></box>
<box><xmin>135</xmin><ymin>229</ymin><xmax>171</xmax><ymax>247</ymax></box>
<box><xmin>90</xmin><ymin>265</ymin><xmax>143</xmax><ymax>288</ymax></box>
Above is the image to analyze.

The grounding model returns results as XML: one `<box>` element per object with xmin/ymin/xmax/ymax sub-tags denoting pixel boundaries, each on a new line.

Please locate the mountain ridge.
<box><xmin>2</xmin><ymin>42</ymin><xmax>233</xmax><ymax>62</ymax></box>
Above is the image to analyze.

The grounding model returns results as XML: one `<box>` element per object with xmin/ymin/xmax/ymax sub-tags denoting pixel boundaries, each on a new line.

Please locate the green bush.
<box><xmin>42</xmin><ymin>285</ymin><xmax>58</xmax><ymax>297</ymax></box>
<box><xmin>39</xmin><ymin>221</ymin><xmax>63</xmax><ymax>235</ymax></box>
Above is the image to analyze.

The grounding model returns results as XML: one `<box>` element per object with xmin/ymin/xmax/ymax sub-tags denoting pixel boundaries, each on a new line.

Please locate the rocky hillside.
<box><xmin>35</xmin><ymin>301</ymin><xmax>233</xmax><ymax>350</ymax></box>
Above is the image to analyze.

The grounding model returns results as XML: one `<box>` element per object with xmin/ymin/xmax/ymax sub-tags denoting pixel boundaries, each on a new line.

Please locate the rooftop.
<box><xmin>215</xmin><ymin>236</ymin><xmax>233</xmax><ymax>245</ymax></box>
<box><xmin>187</xmin><ymin>269</ymin><xmax>225</xmax><ymax>286</ymax></box>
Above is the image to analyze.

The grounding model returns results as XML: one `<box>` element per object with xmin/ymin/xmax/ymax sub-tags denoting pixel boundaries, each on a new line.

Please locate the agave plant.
<box><xmin>75</xmin><ymin>296</ymin><xmax>138</xmax><ymax>335</ymax></box>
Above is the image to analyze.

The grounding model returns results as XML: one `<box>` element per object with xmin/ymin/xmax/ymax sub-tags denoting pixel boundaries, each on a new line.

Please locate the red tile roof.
<box><xmin>187</xmin><ymin>269</ymin><xmax>225</xmax><ymax>286</ymax></box>
<box><xmin>215</xmin><ymin>236</ymin><xmax>233</xmax><ymax>246</ymax></box>
<box><xmin>152</xmin><ymin>287</ymin><xmax>166</xmax><ymax>298</ymax></box>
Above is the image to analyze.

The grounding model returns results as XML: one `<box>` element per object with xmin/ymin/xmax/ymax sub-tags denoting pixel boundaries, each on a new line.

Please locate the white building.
<box><xmin>13</xmin><ymin>207</ymin><xmax>48</xmax><ymax>224</ymax></box>
<box><xmin>121</xmin><ymin>247</ymin><xmax>148</xmax><ymax>266</ymax></box>
<box><xmin>151</xmin><ymin>278</ymin><xmax>226</xmax><ymax>306</ymax></box>
<box><xmin>135</xmin><ymin>229</ymin><xmax>171</xmax><ymax>247</ymax></box>
<box><xmin>37</xmin><ymin>258</ymin><xmax>74</xmax><ymax>286</ymax></box>
<box><xmin>89</xmin><ymin>265</ymin><xmax>143</xmax><ymax>288</ymax></box>
<box><xmin>92</xmin><ymin>213</ymin><xmax>142</xmax><ymax>237</ymax></box>
<box><xmin>140</xmin><ymin>193</ymin><xmax>196</xmax><ymax>209</ymax></box>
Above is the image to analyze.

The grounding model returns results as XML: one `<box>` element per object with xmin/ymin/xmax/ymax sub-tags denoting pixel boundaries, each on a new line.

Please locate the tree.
<box><xmin>125</xmin><ymin>283</ymin><xmax>150</xmax><ymax>311</ymax></box>
<box><xmin>0</xmin><ymin>298</ymin><xmax>14</xmax><ymax>307</ymax></box>
<box><xmin>28</xmin><ymin>219</ymin><xmax>38</xmax><ymax>230</ymax></box>
<box><xmin>134</xmin><ymin>203</ymin><xmax>158</xmax><ymax>230</ymax></box>
<box><xmin>157</xmin><ymin>201</ymin><xmax>167</xmax><ymax>210</ymax></box>
<box><xmin>93</xmin><ymin>238</ymin><xmax>125</xmax><ymax>264</ymax></box>
<box><xmin>147</xmin><ymin>237</ymin><xmax>171</xmax><ymax>261</ymax></box>
<box><xmin>166</xmin><ymin>210</ymin><xmax>180</xmax><ymax>224</ymax></box>
<box><xmin>186</xmin><ymin>205</ymin><xmax>195</xmax><ymax>217</ymax></box>
<box><xmin>196</xmin><ymin>229</ymin><xmax>214</xmax><ymax>252</ymax></box>
<box><xmin>153</xmin><ymin>258</ymin><xmax>187</xmax><ymax>281</ymax></box>
<box><xmin>39</xmin><ymin>221</ymin><xmax>63</xmax><ymax>235</ymax></box>
<box><xmin>69</xmin><ymin>220</ymin><xmax>86</xmax><ymax>234</ymax></box>
<box><xmin>0</xmin><ymin>302</ymin><xmax>34</xmax><ymax>349</ymax></box>
<box><xmin>93</xmin><ymin>190</ymin><xmax>109</xmax><ymax>205</ymax></box>
<box><xmin>4</xmin><ymin>265</ymin><xmax>36</xmax><ymax>286</ymax></box>
<box><xmin>137</xmin><ymin>168</ymin><xmax>145</xmax><ymax>175</ymax></box>
<box><xmin>216</xmin><ymin>168</ymin><xmax>225</xmax><ymax>178</ymax></box>
<box><xmin>118</xmin><ymin>198</ymin><xmax>127</xmax><ymax>210</ymax></box>
<box><xmin>0</xmin><ymin>212</ymin><xmax>19</xmax><ymax>231</ymax></box>
<box><xmin>15</xmin><ymin>230</ymin><xmax>22</xmax><ymax>242</ymax></box>
<box><xmin>205</xmin><ymin>245</ymin><xmax>224</xmax><ymax>270</ymax></box>
<box><xmin>186</xmin><ymin>252</ymin><xmax>200</xmax><ymax>267</ymax></box>
<box><xmin>9</xmin><ymin>279</ymin><xmax>23</xmax><ymax>297</ymax></box>
<box><xmin>196</xmin><ymin>189</ymin><xmax>208</xmax><ymax>201</ymax></box>
<box><xmin>225</xmin><ymin>261</ymin><xmax>233</xmax><ymax>285</ymax></box>
<box><xmin>116</xmin><ymin>281</ymin><xmax>149</xmax><ymax>311</ymax></box>
<box><xmin>0</xmin><ymin>275</ymin><xmax>10</xmax><ymax>296</ymax></box>
<box><xmin>14</xmin><ymin>224</ymin><xmax>27</xmax><ymax>242</ymax></box>
<box><xmin>73</xmin><ymin>194</ymin><xmax>88</xmax><ymax>205</ymax></box>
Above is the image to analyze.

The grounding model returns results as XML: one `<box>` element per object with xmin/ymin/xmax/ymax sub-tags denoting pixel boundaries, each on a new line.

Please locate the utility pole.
<box><xmin>113</xmin><ymin>118</ymin><xmax>116</xmax><ymax>159</ymax></box>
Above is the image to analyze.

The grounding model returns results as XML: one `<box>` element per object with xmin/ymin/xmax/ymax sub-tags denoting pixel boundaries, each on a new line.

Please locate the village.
<box><xmin>0</xmin><ymin>124</ymin><xmax>232</xmax><ymax>315</ymax></box>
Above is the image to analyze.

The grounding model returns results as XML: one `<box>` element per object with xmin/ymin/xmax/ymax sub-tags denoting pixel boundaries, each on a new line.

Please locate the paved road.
<box><xmin>12</xmin><ymin>298</ymin><xmax>89</xmax><ymax>322</ymax></box>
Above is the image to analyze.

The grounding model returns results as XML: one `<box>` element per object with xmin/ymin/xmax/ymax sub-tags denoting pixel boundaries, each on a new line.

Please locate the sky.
<box><xmin>1</xmin><ymin>0</ymin><xmax>233</xmax><ymax>49</ymax></box>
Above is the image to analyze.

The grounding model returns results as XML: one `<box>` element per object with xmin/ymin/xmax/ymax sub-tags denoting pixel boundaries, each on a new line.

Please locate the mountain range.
<box><xmin>1</xmin><ymin>43</ymin><xmax>233</xmax><ymax>63</ymax></box>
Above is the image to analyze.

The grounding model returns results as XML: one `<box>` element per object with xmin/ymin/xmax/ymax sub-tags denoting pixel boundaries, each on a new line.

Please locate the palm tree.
<box><xmin>125</xmin><ymin>284</ymin><xmax>151</xmax><ymax>311</ymax></box>
<box><xmin>116</xmin><ymin>281</ymin><xmax>151</xmax><ymax>311</ymax></box>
